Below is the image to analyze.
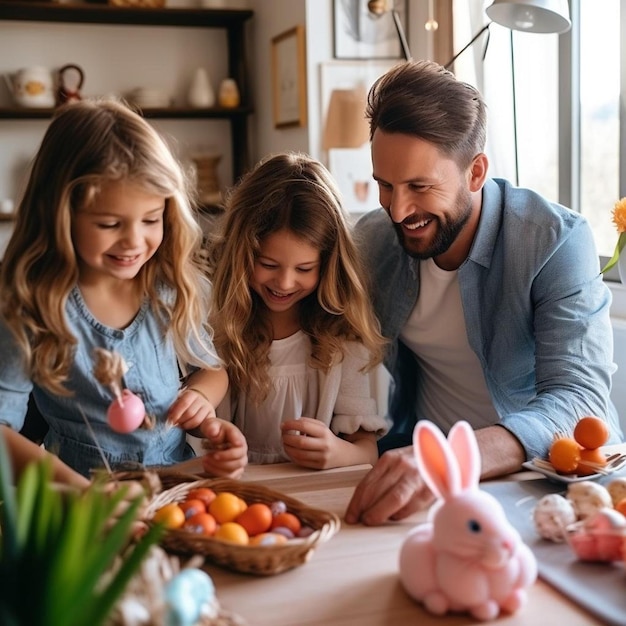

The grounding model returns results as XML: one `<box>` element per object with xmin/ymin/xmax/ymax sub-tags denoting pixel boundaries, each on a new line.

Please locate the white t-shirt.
<box><xmin>217</xmin><ymin>331</ymin><xmax>390</xmax><ymax>463</ymax></box>
<box><xmin>399</xmin><ymin>258</ymin><xmax>500</xmax><ymax>432</ymax></box>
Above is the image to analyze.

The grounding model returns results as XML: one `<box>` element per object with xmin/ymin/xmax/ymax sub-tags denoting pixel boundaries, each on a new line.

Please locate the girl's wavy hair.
<box><xmin>367</xmin><ymin>59</ymin><xmax>487</xmax><ymax>169</ymax></box>
<box><xmin>0</xmin><ymin>97</ymin><xmax>215</xmax><ymax>395</ymax></box>
<box><xmin>206</xmin><ymin>152</ymin><xmax>386</xmax><ymax>402</ymax></box>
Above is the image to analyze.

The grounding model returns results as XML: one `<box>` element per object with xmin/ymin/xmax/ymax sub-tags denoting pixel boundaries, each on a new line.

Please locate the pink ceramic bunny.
<box><xmin>399</xmin><ymin>420</ymin><xmax>537</xmax><ymax>621</ymax></box>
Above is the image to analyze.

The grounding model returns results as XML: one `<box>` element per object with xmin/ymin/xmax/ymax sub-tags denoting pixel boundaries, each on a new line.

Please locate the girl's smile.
<box><xmin>250</xmin><ymin>228</ymin><xmax>320</xmax><ymax>321</ymax></box>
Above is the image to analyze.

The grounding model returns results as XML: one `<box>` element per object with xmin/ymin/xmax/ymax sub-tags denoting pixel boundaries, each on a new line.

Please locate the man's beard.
<box><xmin>393</xmin><ymin>188</ymin><xmax>473</xmax><ymax>260</ymax></box>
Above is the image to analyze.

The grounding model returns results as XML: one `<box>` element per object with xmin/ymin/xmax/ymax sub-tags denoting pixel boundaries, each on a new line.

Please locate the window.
<box><xmin>451</xmin><ymin>0</ymin><xmax>622</xmax><ymax>274</ymax></box>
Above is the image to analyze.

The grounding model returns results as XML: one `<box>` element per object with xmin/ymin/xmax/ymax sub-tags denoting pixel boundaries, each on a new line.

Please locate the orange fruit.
<box><xmin>183</xmin><ymin>512</ymin><xmax>217</xmax><ymax>536</ymax></box>
<box><xmin>573</xmin><ymin>416</ymin><xmax>609</xmax><ymax>449</ymax></box>
<box><xmin>152</xmin><ymin>503</ymin><xmax>186</xmax><ymax>529</ymax></box>
<box><xmin>235</xmin><ymin>502</ymin><xmax>273</xmax><ymax>537</ymax></box>
<box><xmin>270</xmin><ymin>511</ymin><xmax>302</xmax><ymax>535</ymax></box>
<box><xmin>214</xmin><ymin>521</ymin><xmax>249</xmax><ymax>545</ymax></box>
<box><xmin>548</xmin><ymin>437</ymin><xmax>582</xmax><ymax>474</ymax></box>
<box><xmin>577</xmin><ymin>447</ymin><xmax>608</xmax><ymax>476</ymax></box>
<box><xmin>179</xmin><ymin>498</ymin><xmax>206</xmax><ymax>519</ymax></box>
<box><xmin>208</xmin><ymin>492</ymin><xmax>246</xmax><ymax>524</ymax></box>
<box><xmin>186</xmin><ymin>487</ymin><xmax>216</xmax><ymax>508</ymax></box>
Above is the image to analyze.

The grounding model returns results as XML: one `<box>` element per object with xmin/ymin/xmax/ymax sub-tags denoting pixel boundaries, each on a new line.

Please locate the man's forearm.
<box><xmin>475</xmin><ymin>424</ymin><xmax>526</xmax><ymax>479</ymax></box>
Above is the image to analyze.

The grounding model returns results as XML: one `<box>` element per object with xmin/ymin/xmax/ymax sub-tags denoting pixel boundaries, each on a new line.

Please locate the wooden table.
<box><xmin>172</xmin><ymin>457</ymin><xmax>603</xmax><ymax>626</ymax></box>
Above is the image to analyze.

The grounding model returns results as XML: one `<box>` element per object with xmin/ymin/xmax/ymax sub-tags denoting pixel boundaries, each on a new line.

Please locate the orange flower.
<box><xmin>611</xmin><ymin>197</ymin><xmax>626</xmax><ymax>233</ymax></box>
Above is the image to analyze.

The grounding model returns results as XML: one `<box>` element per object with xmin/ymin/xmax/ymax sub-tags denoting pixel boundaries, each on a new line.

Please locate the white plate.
<box><xmin>521</xmin><ymin>454</ymin><xmax>626</xmax><ymax>484</ymax></box>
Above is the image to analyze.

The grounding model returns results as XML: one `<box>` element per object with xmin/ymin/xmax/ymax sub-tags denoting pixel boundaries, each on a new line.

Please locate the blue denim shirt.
<box><xmin>355</xmin><ymin>178</ymin><xmax>623</xmax><ymax>459</ymax></box>
<box><xmin>0</xmin><ymin>286</ymin><xmax>219</xmax><ymax>477</ymax></box>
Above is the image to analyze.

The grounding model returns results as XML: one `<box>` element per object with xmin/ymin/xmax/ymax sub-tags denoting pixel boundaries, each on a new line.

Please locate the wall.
<box><xmin>609</xmin><ymin>284</ymin><xmax>626</xmax><ymax>433</ymax></box>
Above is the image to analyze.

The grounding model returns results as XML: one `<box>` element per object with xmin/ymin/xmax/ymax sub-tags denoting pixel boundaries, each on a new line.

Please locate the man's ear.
<box><xmin>468</xmin><ymin>153</ymin><xmax>488</xmax><ymax>192</ymax></box>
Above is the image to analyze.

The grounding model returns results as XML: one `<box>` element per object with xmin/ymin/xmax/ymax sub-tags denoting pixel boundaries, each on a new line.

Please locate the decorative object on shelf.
<box><xmin>0</xmin><ymin>198</ymin><xmax>14</xmax><ymax>215</ymax></box>
<box><xmin>56</xmin><ymin>63</ymin><xmax>84</xmax><ymax>105</ymax></box>
<box><xmin>191</xmin><ymin>153</ymin><xmax>222</xmax><ymax>207</ymax></box>
<box><xmin>4</xmin><ymin>66</ymin><xmax>55</xmax><ymax>108</ymax></box>
<box><xmin>334</xmin><ymin>0</ymin><xmax>408</xmax><ymax>60</ymax></box>
<box><xmin>187</xmin><ymin>67</ymin><xmax>215</xmax><ymax>109</ymax></box>
<box><xmin>601</xmin><ymin>197</ymin><xmax>626</xmax><ymax>283</ymax></box>
<box><xmin>271</xmin><ymin>25</ymin><xmax>307</xmax><ymax>128</ymax></box>
<box><xmin>218</xmin><ymin>78</ymin><xmax>240</xmax><ymax>108</ymax></box>
<box><xmin>125</xmin><ymin>86</ymin><xmax>171</xmax><ymax>109</ymax></box>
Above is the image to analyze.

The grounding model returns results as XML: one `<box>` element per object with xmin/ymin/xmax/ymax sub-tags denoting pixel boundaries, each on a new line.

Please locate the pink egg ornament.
<box><xmin>107</xmin><ymin>389</ymin><xmax>146</xmax><ymax>433</ymax></box>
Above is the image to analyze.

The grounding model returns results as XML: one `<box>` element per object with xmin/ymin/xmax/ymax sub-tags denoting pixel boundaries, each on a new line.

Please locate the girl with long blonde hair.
<box><xmin>0</xmin><ymin>98</ymin><xmax>247</xmax><ymax>482</ymax></box>
<box><xmin>207</xmin><ymin>152</ymin><xmax>389</xmax><ymax>469</ymax></box>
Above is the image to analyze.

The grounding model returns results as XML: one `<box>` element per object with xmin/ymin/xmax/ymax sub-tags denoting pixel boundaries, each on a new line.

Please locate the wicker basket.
<box><xmin>146</xmin><ymin>477</ymin><xmax>341</xmax><ymax>575</ymax></box>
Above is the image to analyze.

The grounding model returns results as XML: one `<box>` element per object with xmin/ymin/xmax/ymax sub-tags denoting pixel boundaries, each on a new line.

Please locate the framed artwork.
<box><xmin>271</xmin><ymin>25</ymin><xmax>307</xmax><ymax>128</ymax></box>
<box><xmin>329</xmin><ymin>147</ymin><xmax>380</xmax><ymax>214</ymax></box>
<box><xmin>333</xmin><ymin>0</ymin><xmax>408</xmax><ymax>59</ymax></box>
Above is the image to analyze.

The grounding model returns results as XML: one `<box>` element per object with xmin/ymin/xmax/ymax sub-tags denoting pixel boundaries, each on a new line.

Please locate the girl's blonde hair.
<box><xmin>0</xmin><ymin>98</ymin><xmax>215</xmax><ymax>395</ymax></box>
<box><xmin>206</xmin><ymin>152</ymin><xmax>386</xmax><ymax>402</ymax></box>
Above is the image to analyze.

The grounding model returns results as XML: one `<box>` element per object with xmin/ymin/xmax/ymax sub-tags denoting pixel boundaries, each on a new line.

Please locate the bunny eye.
<box><xmin>467</xmin><ymin>519</ymin><xmax>482</xmax><ymax>533</ymax></box>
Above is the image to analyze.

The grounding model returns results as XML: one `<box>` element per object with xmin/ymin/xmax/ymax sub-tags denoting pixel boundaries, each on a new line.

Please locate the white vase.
<box><xmin>618</xmin><ymin>253</ymin><xmax>626</xmax><ymax>284</ymax></box>
<box><xmin>187</xmin><ymin>68</ymin><xmax>215</xmax><ymax>108</ymax></box>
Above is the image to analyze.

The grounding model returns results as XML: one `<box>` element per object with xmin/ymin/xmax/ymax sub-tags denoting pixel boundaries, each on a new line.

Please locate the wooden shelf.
<box><xmin>0</xmin><ymin>105</ymin><xmax>253</xmax><ymax>120</ymax></box>
<box><xmin>0</xmin><ymin>2</ymin><xmax>253</xmax><ymax>28</ymax></box>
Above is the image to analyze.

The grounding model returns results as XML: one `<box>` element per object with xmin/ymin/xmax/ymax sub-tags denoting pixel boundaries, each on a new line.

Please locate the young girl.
<box><xmin>206</xmin><ymin>152</ymin><xmax>389</xmax><ymax>469</ymax></box>
<box><xmin>0</xmin><ymin>98</ymin><xmax>247</xmax><ymax>482</ymax></box>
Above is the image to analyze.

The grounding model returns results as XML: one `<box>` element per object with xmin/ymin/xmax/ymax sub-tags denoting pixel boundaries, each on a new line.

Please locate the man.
<box><xmin>345</xmin><ymin>59</ymin><xmax>623</xmax><ymax>526</ymax></box>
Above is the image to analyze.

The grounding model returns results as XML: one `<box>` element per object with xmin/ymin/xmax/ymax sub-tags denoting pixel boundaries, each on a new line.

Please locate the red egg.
<box><xmin>107</xmin><ymin>389</ymin><xmax>145</xmax><ymax>433</ymax></box>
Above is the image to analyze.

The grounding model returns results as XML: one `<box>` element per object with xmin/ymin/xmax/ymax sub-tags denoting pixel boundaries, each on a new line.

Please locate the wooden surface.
<box><xmin>173</xmin><ymin>457</ymin><xmax>603</xmax><ymax>626</ymax></box>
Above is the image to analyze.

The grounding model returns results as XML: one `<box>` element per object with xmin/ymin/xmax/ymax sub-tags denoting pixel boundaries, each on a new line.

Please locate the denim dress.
<box><xmin>0</xmin><ymin>286</ymin><xmax>219</xmax><ymax>477</ymax></box>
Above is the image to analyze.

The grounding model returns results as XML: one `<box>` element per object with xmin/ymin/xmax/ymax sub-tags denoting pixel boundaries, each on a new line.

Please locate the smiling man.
<box><xmin>345</xmin><ymin>59</ymin><xmax>623</xmax><ymax>526</ymax></box>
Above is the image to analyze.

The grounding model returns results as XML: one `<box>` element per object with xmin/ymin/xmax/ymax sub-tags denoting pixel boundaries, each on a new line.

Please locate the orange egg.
<box><xmin>249</xmin><ymin>532</ymin><xmax>289</xmax><ymax>546</ymax></box>
<box><xmin>548</xmin><ymin>437</ymin><xmax>582</xmax><ymax>474</ymax></box>
<box><xmin>179</xmin><ymin>498</ymin><xmax>206</xmax><ymax>519</ymax></box>
<box><xmin>577</xmin><ymin>447</ymin><xmax>608</xmax><ymax>476</ymax></box>
<box><xmin>615</xmin><ymin>497</ymin><xmax>626</xmax><ymax>518</ymax></box>
<box><xmin>573</xmin><ymin>416</ymin><xmax>610</xmax><ymax>449</ymax></box>
<box><xmin>270</xmin><ymin>511</ymin><xmax>302</xmax><ymax>535</ymax></box>
<box><xmin>209</xmin><ymin>492</ymin><xmax>246</xmax><ymax>524</ymax></box>
<box><xmin>152</xmin><ymin>503</ymin><xmax>186</xmax><ymax>529</ymax></box>
<box><xmin>235</xmin><ymin>502</ymin><xmax>273</xmax><ymax>537</ymax></box>
<box><xmin>183</xmin><ymin>512</ymin><xmax>217</xmax><ymax>536</ymax></box>
<box><xmin>214</xmin><ymin>521</ymin><xmax>249</xmax><ymax>545</ymax></box>
<box><xmin>186</xmin><ymin>487</ymin><xmax>217</xmax><ymax>508</ymax></box>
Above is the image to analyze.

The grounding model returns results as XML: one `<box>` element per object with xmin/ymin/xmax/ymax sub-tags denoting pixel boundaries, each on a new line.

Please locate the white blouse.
<box><xmin>217</xmin><ymin>331</ymin><xmax>390</xmax><ymax>464</ymax></box>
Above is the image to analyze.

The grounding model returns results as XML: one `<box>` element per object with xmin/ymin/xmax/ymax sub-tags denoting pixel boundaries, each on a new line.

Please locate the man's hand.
<box><xmin>200</xmin><ymin>418</ymin><xmax>248</xmax><ymax>479</ymax></box>
<box><xmin>344</xmin><ymin>445</ymin><xmax>434</xmax><ymax>525</ymax></box>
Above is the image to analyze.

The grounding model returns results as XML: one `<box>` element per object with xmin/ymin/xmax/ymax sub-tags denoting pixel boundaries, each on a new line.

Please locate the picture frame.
<box><xmin>333</xmin><ymin>0</ymin><xmax>408</xmax><ymax>60</ymax></box>
<box><xmin>271</xmin><ymin>25</ymin><xmax>307</xmax><ymax>128</ymax></box>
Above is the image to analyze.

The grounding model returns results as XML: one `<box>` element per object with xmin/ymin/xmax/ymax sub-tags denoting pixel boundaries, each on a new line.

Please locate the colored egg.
<box><xmin>249</xmin><ymin>532</ymin><xmax>289</xmax><ymax>546</ymax></box>
<box><xmin>164</xmin><ymin>569</ymin><xmax>216</xmax><ymax>626</ymax></box>
<box><xmin>107</xmin><ymin>389</ymin><xmax>145</xmax><ymax>433</ymax></box>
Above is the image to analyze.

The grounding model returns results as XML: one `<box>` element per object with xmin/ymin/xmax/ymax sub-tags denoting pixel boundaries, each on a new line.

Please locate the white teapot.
<box><xmin>4</xmin><ymin>67</ymin><xmax>56</xmax><ymax>108</ymax></box>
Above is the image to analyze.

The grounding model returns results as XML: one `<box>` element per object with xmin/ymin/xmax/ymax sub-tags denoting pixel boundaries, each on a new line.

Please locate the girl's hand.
<box><xmin>200</xmin><ymin>418</ymin><xmax>248</xmax><ymax>479</ymax></box>
<box><xmin>281</xmin><ymin>417</ymin><xmax>345</xmax><ymax>470</ymax></box>
<box><xmin>167</xmin><ymin>387</ymin><xmax>216</xmax><ymax>431</ymax></box>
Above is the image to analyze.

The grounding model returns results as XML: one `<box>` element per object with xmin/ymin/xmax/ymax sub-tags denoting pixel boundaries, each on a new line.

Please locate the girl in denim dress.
<box><xmin>0</xmin><ymin>98</ymin><xmax>247</xmax><ymax>484</ymax></box>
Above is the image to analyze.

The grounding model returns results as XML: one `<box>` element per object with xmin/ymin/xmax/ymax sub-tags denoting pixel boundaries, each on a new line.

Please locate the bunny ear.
<box><xmin>448</xmin><ymin>420</ymin><xmax>481</xmax><ymax>491</ymax></box>
<box><xmin>413</xmin><ymin>420</ymin><xmax>462</xmax><ymax>500</ymax></box>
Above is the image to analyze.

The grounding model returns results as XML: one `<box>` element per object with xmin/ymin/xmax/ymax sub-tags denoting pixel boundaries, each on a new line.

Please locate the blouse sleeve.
<box><xmin>329</xmin><ymin>341</ymin><xmax>391</xmax><ymax>438</ymax></box>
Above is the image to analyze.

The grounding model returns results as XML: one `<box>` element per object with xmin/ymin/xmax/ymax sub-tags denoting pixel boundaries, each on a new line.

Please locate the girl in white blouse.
<box><xmin>206</xmin><ymin>152</ymin><xmax>389</xmax><ymax>468</ymax></box>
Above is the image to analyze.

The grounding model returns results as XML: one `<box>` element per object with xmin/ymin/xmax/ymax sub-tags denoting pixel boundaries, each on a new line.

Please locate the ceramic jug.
<box><xmin>4</xmin><ymin>67</ymin><xmax>56</xmax><ymax>108</ymax></box>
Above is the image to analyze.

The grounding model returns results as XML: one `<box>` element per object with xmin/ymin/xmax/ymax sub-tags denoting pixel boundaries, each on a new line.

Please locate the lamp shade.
<box><xmin>486</xmin><ymin>0</ymin><xmax>571</xmax><ymax>34</ymax></box>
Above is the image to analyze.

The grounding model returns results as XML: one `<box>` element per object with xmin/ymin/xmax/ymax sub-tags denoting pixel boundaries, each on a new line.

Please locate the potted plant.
<box><xmin>0</xmin><ymin>434</ymin><xmax>162</xmax><ymax>626</ymax></box>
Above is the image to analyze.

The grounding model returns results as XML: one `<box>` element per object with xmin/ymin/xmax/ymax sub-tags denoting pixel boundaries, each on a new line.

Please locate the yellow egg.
<box><xmin>214</xmin><ymin>522</ymin><xmax>249</xmax><ymax>545</ymax></box>
<box><xmin>209</xmin><ymin>492</ymin><xmax>245</xmax><ymax>524</ymax></box>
